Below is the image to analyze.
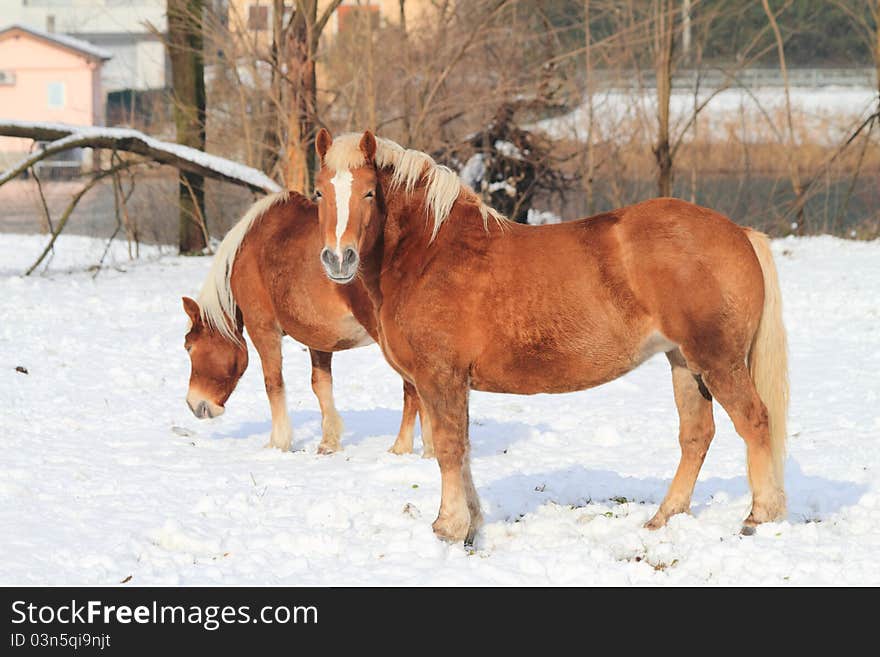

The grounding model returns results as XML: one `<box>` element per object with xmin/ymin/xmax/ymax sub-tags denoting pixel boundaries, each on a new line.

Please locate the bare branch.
<box><xmin>0</xmin><ymin>123</ymin><xmax>279</xmax><ymax>193</ymax></box>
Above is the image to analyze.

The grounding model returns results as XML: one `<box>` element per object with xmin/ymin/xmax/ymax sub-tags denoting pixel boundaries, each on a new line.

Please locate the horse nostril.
<box><xmin>320</xmin><ymin>248</ymin><xmax>337</xmax><ymax>269</ymax></box>
<box><xmin>196</xmin><ymin>401</ymin><xmax>210</xmax><ymax>419</ymax></box>
<box><xmin>342</xmin><ymin>248</ymin><xmax>358</xmax><ymax>268</ymax></box>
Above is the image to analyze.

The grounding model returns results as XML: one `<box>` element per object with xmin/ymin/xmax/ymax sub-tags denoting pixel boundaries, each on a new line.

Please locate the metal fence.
<box><xmin>591</xmin><ymin>67</ymin><xmax>878</xmax><ymax>91</ymax></box>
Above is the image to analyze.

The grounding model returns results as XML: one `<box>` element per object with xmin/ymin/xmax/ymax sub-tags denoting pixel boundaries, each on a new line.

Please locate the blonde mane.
<box><xmin>196</xmin><ymin>190</ymin><xmax>290</xmax><ymax>343</ymax></box>
<box><xmin>324</xmin><ymin>133</ymin><xmax>508</xmax><ymax>240</ymax></box>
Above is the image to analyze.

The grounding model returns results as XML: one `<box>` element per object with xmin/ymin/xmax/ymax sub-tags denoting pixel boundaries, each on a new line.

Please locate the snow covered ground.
<box><xmin>1</xmin><ymin>232</ymin><xmax>879</xmax><ymax>585</ymax></box>
<box><xmin>536</xmin><ymin>86</ymin><xmax>878</xmax><ymax>145</ymax></box>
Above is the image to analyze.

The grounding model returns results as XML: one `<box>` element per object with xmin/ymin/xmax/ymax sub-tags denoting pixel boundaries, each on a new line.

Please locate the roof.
<box><xmin>0</xmin><ymin>24</ymin><xmax>112</xmax><ymax>61</ymax></box>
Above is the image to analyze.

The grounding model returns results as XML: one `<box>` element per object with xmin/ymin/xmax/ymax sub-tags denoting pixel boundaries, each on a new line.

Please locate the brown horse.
<box><xmin>313</xmin><ymin>129</ymin><xmax>789</xmax><ymax>543</ymax></box>
<box><xmin>182</xmin><ymin>190</ymin><xmax>431</xmax><ymax>457</ymax></box>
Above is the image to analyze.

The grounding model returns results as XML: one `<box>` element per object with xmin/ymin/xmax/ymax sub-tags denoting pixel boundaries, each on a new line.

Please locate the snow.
<box><xmin>2</xmin><ymin>232</ymin><xmax>879</xmax><ymax>585</ymax></box>
<box><xmin>0</xmin><ymin>121</ymin><xmax>282</xmax><ymax>194</ymax></box>
<box><xmin>536</xmin><ymin>86</ymin><xmax>878</xmax><ymax>145</ymax></box>
<box><xmin>493</xmin><ymin>140</ymin><xmax>523</xmax><ymax>159</ymax></box>
<box><xmin>488</xmin><ymin>180</ymin><xmax>516</xmax><ymax>196</ymax></box>
<box><xmin>526</xmin><ymin>209</ymin><xmax>562</xmax><ymax>225</ymax></box>
<box><xmin>459</xmin><ymin>153</ymin><xmax>486</xmax><ymax>189</ymax></box>
<box><xmin>1</xmin><ymin>24</ymin><xmax>113</xmax><ymax>60</ymax></box>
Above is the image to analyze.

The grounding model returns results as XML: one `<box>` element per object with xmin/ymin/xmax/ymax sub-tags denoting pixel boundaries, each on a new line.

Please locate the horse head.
<box><xmin>181</xmin><ymin>296</ymin><xmax>248</xmax><ymax>419</ymax></box>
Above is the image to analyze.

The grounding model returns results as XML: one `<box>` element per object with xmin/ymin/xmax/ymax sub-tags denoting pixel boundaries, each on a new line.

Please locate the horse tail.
<box><xmin>745</xmin><ymin>229</ymin><xmax>789</xmax><ymax>488</ymax></box>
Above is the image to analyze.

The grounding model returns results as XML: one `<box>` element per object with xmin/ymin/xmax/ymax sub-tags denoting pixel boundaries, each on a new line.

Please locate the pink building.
<box><xmin>0</xmin><ymin>24</ymin><xmax>110</xmax><ymax>166</ymax></box>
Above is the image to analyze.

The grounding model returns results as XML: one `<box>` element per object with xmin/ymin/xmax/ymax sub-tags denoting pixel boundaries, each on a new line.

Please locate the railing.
<box><xmin>590</xmin><ymin>67</ymin><xmax>878</xmax><ymax>91</ymax></box>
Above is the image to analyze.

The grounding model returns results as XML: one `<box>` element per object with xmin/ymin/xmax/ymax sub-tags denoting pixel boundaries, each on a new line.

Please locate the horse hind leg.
<box><xmin>646</xmin><ymin>348</ymin><xmax>716</xmax><ymax>530</ymax></box>
<box><xmin>420</xmin><ymin>410</ymin><xmax>435</xmax><ymax>459</ymax></box>
<box><xmin>389</xmin><ymin>380</ymin><xmax>418</xmax><ymax>455</ymax></box>
<box><xmin>701</xmin><ymin>361</ymin><xmax>786</xmax><ymax>530</ymax></box>
<box><xmin>310</xmin><ymin>349</ymin><xmax>345</xmax><ymax>454</ymax></box>
<box><xmin>461</xmin><ymin>457</ymin><xmax>483</xmax><ymax>544</ymax></box>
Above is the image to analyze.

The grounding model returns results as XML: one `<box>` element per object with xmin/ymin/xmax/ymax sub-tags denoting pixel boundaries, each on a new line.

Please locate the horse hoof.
<box><xmin>317</xmin><ymin>443</ymin><xmax>341</xmax><ymax>455</ymax></box>
<box><xmin>388</xmin><ymin>443</ymin><xmax>413</xmax><ymax>455</ymax></box>
<box><xmin>432</xmin><ymin>517</ymin><xmax>471</xmax><ymax>543</ymax></box>
<box><xmin>464</xmin><ymin>524</ymin><xmax>481</xmax><ymax>548</ymax></box>
<box><xmin>740</xmin><ymin>525</ymin><xmax>757</xmax><ymax>536</ymax></box>
<box><xmin>645</xmin><ymin>505</ymin><xmax>689</xmax><ymax>530</ymax></box>
<box><xmin>264</xmin><ymin>440</ymin><xmax>291</xmax><ymax>451</ymax></box>
<box><xmin>644</xmin><ymin>515</ymin><xmax>666</xmax><ymax>531</ymax></box>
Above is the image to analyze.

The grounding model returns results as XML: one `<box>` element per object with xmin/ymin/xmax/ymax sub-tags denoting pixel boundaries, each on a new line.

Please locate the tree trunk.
<box><xmin>399</xmin><ymin>0</ymin><xmax>412</xmax><ymax>143</ymax></box>
<box><xmin>762</xmin><ymin>0</ymin><xmax>804</xmax><ymax>234</ymax></box>
<box><xmin>653</xmin><ymin>0</ymin><xmax>675</xmax><ymax>198</ymax></box>
<box><xmin>261</xmin><ymin>0</ymin><xmax>286</xmax><ymax>176</ymax></box>
<box><xmin>681</xmin><ymin>0</ymin><xmax>691</xmax><ymax>63</ymax></box>
<box><xmin>364</xmin><ymin>1</ymin><xmax>377</xmax><ymax>132</ymax></box>
<box><xmin>168</xmin><ymin>0</ymin><xmax>207</xmax><ymax>254</ymax></box>
<box><xmin>583</xmin><ymin>0</ymin><xmax>595</xmax><ymax>215</ymax></box>
<box><xmin>1</xmin><ymin>123</ymin><xmax>279</xmax><ymax>193</ymax></box>
<box><xmin>285</xmin><ymin>2</ymin><xmax>317</xmax><ymax>194</ymax></box>
<box><xmin>875</xmin><ymin>0</ymin><xmax>879</xmax><ymax>111</ymax></box>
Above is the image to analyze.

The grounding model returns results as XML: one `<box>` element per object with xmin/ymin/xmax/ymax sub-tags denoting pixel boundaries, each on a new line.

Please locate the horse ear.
<box><xmin>316</xmin><ymin>128</ymin><xmax>332</xmax><ymax>162</ymax></box>
<box><xmin>182</xmin><ymin>296</ymin><xmax>201</xmax><ymax>325</ymax></box>
<box><xmin>359</xmin><ymin>130</ymin><xmax>377</xmax><ymax>164</ymax></box>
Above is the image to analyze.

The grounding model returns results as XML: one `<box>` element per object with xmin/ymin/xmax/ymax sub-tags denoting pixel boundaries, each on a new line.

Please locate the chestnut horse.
<box><xmin>313</xmin><ymin>129</ymin><xmax>789</xmax><ymax>543</ymax></box>
<box><xmin>182</xmin><ymin>190</ymin><xmax>431</xmax><ymax>456</ymax></box>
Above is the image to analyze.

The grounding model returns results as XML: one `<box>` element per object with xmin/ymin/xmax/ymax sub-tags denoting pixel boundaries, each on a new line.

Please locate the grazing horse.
<box><xmin>182</xmin><ymin>190</ymin><xmax>430</xmax><ymax>457</ymax></box>
<box><xmin>312</xmin><ymin>129</ymin><xmax>789</xmax><ymax>543</ymax></box>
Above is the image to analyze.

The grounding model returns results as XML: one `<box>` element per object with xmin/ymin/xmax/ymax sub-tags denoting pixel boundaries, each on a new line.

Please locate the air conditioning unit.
<box><xmin>0</xmin><ymin>70</ymin><xmax>16</xmax><ymax>86</ymax></box>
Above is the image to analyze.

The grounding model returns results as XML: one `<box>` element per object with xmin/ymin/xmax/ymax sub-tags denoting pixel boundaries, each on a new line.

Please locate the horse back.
<box><xmin>232</xmin><ymin>193</ymin><xmax>376</xmax><ymax>351</ymax></box>
<box><xmin>383</xmin><ymin>197</ymin><xmax>764</xmax><ymax>394</ymax></box>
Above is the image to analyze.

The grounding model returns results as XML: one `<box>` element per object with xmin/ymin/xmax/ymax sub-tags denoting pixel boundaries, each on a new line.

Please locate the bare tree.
<box><xmin>284</xmin><ymin>0</ymin><xmax>343</xmax><ymax>194</ymax></box>
<box><xmin>761</xmin><ymin>0</ymin><xmax>804</xmax><ymax>233</ymax></box>
<box><xmin>583</xmin><ymin>0</ymin><xmax>596</xmax><ymax>214</ymax></box>
<box><xmin>182</xmin><ymin>0</ymin><xmax>878</xmax><ymax>238</ymax></box>
<box><xmin>168</xmin><ymin>0</ymin><xmax>208</xmax><ymax>254</ymax></box>
<box><xmin>653</xmin><ymin>0</ymin><xmax>675</xmax><ymax>197</ymax></box>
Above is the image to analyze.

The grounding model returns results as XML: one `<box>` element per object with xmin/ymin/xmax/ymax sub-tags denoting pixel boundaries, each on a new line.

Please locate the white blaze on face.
<box><xmin>330</xmin><ymin>169</ymin><xmax>353</xmax><ymax>257</ymax></box>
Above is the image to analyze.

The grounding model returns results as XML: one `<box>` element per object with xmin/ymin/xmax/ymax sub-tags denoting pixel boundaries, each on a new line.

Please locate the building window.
<box><xmin>47</xmin><ymin>82</ymin><xmax>65</xmax><ymax>109</ymax></box>
<box><xmin>337</xmin><ymin>4</ymin><xmax>380</xmax><ymax>34</ymax></box>
<box><xmin>248</xmin><ymin>4</ymin><xmax>269</xmax><ymax>31</ymax></box>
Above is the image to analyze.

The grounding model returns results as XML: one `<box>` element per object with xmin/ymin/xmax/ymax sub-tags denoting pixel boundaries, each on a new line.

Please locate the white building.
<box><xmin>1</xmin><ymin>0</ymin><xmax>168</xmax><ymax>92</ymax></box>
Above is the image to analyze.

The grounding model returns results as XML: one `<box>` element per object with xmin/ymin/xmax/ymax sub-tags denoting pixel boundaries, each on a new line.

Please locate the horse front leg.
<box><xmin>389</xmin><ymin>379</ymin><xmax>419</xmax><ymax>455</ymax></box>
<box><xmin>310</xmin><ymin>349</ymin><xmax>345</xmax><ymax>454</ymax></box>
<box><xmin>251</xmin><ymin>329</ymin><xmax>292</xmax><ymax>451</ymax></box>
<box><xmin>418</xmin><ymin>377</ymin><xmax>482</xmax><ymax>544</ymax></box>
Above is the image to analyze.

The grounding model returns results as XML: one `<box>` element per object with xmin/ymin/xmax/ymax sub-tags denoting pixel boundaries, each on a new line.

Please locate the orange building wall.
<box><xmin>0</xmin><ymin>30</ymin><xmax>101</xmax><ymax>154</ymax></box>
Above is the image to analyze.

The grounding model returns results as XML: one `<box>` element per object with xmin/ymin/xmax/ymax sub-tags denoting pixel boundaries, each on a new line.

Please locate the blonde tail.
<box><xmin>745</xmin><ymin>229</ymin><xmax>790</xmax><ymax>489</ymax></box>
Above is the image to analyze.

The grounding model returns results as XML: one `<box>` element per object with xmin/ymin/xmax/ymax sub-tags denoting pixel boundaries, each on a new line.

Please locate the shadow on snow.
<box><xmin>481</xmin><ymin>459</ymin><xmax>867</xmax><ymax>525</ymax></box>
<box><xmin>207</xmin><ymin>407</ymin><xmax>867</xmax><ymax>526</ymax></box>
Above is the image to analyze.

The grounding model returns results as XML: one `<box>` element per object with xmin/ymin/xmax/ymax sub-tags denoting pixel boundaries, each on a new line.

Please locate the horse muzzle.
<box><xmin>320</xmin><ymin>247</ymin><xmax>359</xmax><ymax>284</ymax></box>
<box><xmin>186</xmin><ymin>394</ymin><xmax>225</xmax><ymax>419</ymax></box>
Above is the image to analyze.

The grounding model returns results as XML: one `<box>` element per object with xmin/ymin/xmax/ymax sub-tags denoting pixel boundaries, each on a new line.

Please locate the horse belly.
<box><xmin>470</xmin><ymin>330</ymin><xmax>673</xmax><ymax>395</ymax></box>
<box><xmin>332</xmin><ymin>319</ymin><xmax>374</xmax><ymax>350</ymax></box>
<box><xmin>282</xmin><ymin>313</ymin><xmax>373</xmax><ymax>352</ymax></box>
<box><xmin>470</xmin><ymin>351</ymin><xmax>626</xmax><ymax>394</ymax></box>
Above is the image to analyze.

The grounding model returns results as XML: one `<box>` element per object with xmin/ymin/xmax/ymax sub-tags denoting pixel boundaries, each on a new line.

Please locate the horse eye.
<box><xmin>364</xmin><ymin>190</ymin><xmax>374</xmax><ymax>199</ymax></box>
<box><xmin>314</xmin><ymin>190</ymin><xmax>323</xmax><ymax>200</ymax></box>
<box><xmin>186</xmin><ymin>345</ymin><xmax>193</xmax><ymax>353</ymax></box>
